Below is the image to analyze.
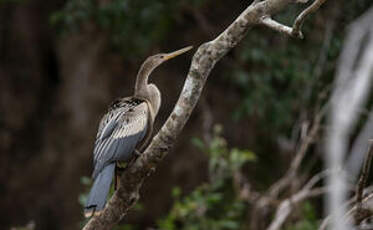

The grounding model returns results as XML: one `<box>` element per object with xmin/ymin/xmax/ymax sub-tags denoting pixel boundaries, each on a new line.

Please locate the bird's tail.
<box><xmin>84</xmin><ymin>163</ymin><xmax>115</xmax><ymax>218</ymax></box>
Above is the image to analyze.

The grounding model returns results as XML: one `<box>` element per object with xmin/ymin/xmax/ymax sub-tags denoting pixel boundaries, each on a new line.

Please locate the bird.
<box><xmin>84</xmin><ymin>46</ymin><xmax>193</xmax><ymax>218</ymax></box>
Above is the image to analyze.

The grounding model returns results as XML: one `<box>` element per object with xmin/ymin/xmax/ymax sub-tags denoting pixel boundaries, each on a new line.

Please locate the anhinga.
<box><xmin>84</xmin><ymin>46</ymin><xmax>193</xmax><ymax>217</ymax></box>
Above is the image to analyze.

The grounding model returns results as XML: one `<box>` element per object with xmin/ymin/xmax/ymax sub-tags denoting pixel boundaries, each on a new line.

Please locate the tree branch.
<box><xmin>355</xmin><ymin>140</ymin><xmax>373</xmax><ymax>224</ymax></box>
<box><xmin>292</xmin><ymin>0</ymin><xmax>328</xmax><ymax>37</ymax></box>
<box><xmin>271</xmin><ymin>189</ymin><xmax>326</xmax><ymax>230</ymax></box>
<box><xmin>258</xmin><ymin>0</ymin><xmax>328</xmax><ymax>39</ymax></box>
<box><xmin>267</xmin><ymin>108</ymin><xmax>323</xmax><ymax>198</ymax></box>
<box><xmin>267</xmin><ymin>170</ymin><xmax>329</xmax><ymax>230</ymax></box>
<box><xmin>260</xmin><ymin>16</ymin><xmax>303</xmax><ymax>38</ymax></box>
<box><xmin>268</xmin><ymin>187</ymin><xmax>326</xmax><ymax>230</ymax></box>
<box><xmin>319</xmin><ymin>190</ymin><xmax>373</xmax><ymax>230</ymax></box>
<box><xmin>82</xmin><ymin>0</ymin><xmax>326</xmax><ymax>229</ymax></box>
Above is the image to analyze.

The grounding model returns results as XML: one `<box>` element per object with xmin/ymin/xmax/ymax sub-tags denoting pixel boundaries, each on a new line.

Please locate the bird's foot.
<box><xmin>116</xmin><ymin>161</ymin><xmax>128</xmax><ymax>169</ymax></box>
<box><xmin>115</xmin><ymin>150</ymin><xmax>142</xmax><ymax>189</ymax></box>
<box><xmin>117</xmin><ymin>150</ymin><xmax>141</xmax><ymax>173</ymax></box>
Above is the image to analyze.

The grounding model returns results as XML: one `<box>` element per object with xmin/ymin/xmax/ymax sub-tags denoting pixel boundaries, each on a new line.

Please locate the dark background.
<box><xmin>0</xmin><ymin>0</ymin><xmax>372</xmax><ymax>229</ymax></box>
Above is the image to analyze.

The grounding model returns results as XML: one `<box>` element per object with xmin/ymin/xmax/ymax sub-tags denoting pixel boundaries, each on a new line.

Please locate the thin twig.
<box><xmin>347</xmin><ymin>112</ymin><xmax>373</xmax><ymax>179</ymax></box>
<box><xmin>268</xmin><ymin>106</ymin><xmax>324</xmax><ymax>198</ymax></box>
<box><xmin>267</xmin><ymin>170</ymin><xmax>330</xmax><ymax>230</ymax></box>
<box><xmin>268</xmin><ymin>187</ymin><xmax>326</xmax><ymax>230</ymax></box>
<box><xmin>292</xmin><ymin>0</ymin><xmax>328</xmax><ymax>37</ymax></box>
<box><xmin>249</xmin><ymin>104</ymin><xmax>325</xmax><ymax>230</ymax></box>
<box><xmin>357</xmin><ymin>141</ymin><xmax>373</xmax><ymax>208</ymax></box>
<box><xmin>355</xmin><ymin>140</ymin><xmax>373</xmax><ymax>223</ymax></box>
<box><xmin>260</xmin><ymin>16</ymin><xmax>303</xmax><ymax>38</ymax></box>
<box><xmin>259</xmin><ymin>0</ymin><xmax>328</xmax><ymax>39</ymax></box>
<box><xmin>319</xmin><ymin>191</ymin><xmax>373</xmax><ymax>230</ymax></box>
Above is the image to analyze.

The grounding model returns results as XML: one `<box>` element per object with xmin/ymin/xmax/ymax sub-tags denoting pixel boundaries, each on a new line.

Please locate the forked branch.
<box><xmin>268</xmin><ymin>170</ymin><xmax>330</xmax><ymax>230</ymax></box>
<box><xmin>259</xmin><ymin>0</ymin><xmax>328</xmax><ymax>39</ymax></box>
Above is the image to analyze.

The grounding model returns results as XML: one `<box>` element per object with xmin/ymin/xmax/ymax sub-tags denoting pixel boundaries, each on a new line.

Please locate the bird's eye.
<box><xmin>160</xmin><ymin>55</ymin><xmax>164</xmax><ymax>59</ymax></box>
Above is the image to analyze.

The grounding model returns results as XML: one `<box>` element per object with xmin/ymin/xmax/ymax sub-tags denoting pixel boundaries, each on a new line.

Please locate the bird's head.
<box><xmin>143</xmin><ymin>46</ymin><xmax>193</xmax><ymax>71</ymax></box>
<box><xmin>134</xmin><ymin>45</ymin><xmax>193</xmax><ymax>100</ymax></box>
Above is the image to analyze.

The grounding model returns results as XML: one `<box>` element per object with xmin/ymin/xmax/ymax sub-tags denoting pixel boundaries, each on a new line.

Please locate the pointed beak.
<box><xmin>163</xmin><ymin>46</ymin><xmax>193</xmax><ymax>61</ymax></box>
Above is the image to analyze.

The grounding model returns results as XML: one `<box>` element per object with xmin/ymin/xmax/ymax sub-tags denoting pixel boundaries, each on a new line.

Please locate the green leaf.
<box><xmin>80</xmin><ymin>176</ymin><xmax>92</xmax><ymax>185</ymax></box>
<box><xmin>78</xmin><ymin>194</ymin><xmax>87</xmax><ymax>206</ymax></box>
<box><xmin>172</xmin><ymin>187</ymin><xmax>182</xmax><ymax>198</ymax></box>
<box><xmin>220</xmin><ymin>220</ymin><xmax>239</xmax><ymax>229</ymax></box>
<box><xmin>191</xmin><ymin>137</ymin><xmax>205</xmax><ymax>150</ymax></box>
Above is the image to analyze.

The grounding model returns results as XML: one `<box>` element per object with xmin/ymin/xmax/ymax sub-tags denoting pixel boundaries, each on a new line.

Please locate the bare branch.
<box><xmin>267</xmin><ymin>170</ymin><xmax>330</xmax><ymax>230</ymax></box>
<box><xmin>319</xmin><ymin>191</ymin><xmax>373</xmax><ymax>230</ymax></box>
<box><xmin>270</xmin><ymin>169</ymin><xmax>357</xmax><ymax>230</ymax></box>
<box><xmin>82</xmin><ymin>0</ymin><xmax>327</xmax><ymax>229</ymax></box>
<box><xmin>356</xmin><ymin>141</ymin><xmax>373</xmax><ymax>208</ymax></box>
<box><xmin>259</xmin><ymin>0</ymin><xmax>329</xmax><ymax>39</ymax></box>
<box><xmin>260</xmin><ymin>16</ymin><xmax>303</xmax><ymax>38</ymax></box>
<box><xmin>249</xmin><ymin>104</ymin><xmax>325</xmax><ymax>230</ymax></box>
<box><xmin>268</xmin><ymin>106</ymin><xmax>323</xmax><ymax>198</ymax></box>
<box><xmin>347</xmin><ymin>112</ymin><xmax>373</xmax><ymax>179</ymax></box>
<box><xmin>319</xmin><ymin>187</ymin><xmax>368</xmax><ymax>230</ymax></box>
<box><xmin>268</xmin><ymin>187</ymin><xmax>326</xmax><ymax>230</ymax></box>
<box><xmin>292</xmin><ymin>0</ymin><xmax>328</xmax><ymax>37</ymax></box>
<box><xmin>355</xmin><ymin>140</ymin><xmax>373</xmax><ymax>223</ymax></box>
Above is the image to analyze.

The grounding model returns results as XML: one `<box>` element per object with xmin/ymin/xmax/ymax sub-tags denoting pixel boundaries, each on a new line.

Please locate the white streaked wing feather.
<box><xmin>92</xmin><ymin>101</ymin><xmax>150</xmax><ymax>178</ymax></box>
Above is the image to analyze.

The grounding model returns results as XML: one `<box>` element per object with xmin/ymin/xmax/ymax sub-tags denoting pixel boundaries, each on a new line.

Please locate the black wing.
<box><xmin>92</xmin><ymin>101</ymin><xmax>148</xmax><ymax>179</ymax></box>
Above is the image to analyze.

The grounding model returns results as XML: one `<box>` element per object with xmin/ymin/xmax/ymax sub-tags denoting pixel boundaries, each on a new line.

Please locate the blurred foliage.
<box><xmin>343</xmin><ymin>0</ymin><xmax>373</xmax><ymax>23</ymax></box>
<box><xmin>51</xmin><ymin>0</ymin><xmax>205</xmax><ymax>57</ymax></box>
<box><xmin>157</xmin><ymin>125</ymin><xmax>256</xmax><ymax>230</ymax></box>
<box><xmin>228</xmin><ymin>27</ymin><xmax>341</xmax><ymax>136</ymax></box>
<box><xmin>156</xmin><ymin>124</ymin><xmax>320</xmax><ymax>230</ymax></box>
<box><xmin>226</xmin><ymin>0</ymin><xmax>371</xmax><ymax>137</ymax></box>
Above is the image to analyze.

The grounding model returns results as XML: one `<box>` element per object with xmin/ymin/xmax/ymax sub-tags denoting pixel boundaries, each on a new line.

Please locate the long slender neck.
<box><xmin>133</xmin><ymin>59</ymin><xmax>161</xmax><ymax>118</ymax></box>
<box><xmin>134</xmin><ymin>61</ymin><xmax>153</xmax><ymax>98</ymax></box>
